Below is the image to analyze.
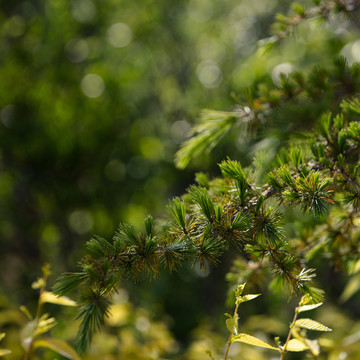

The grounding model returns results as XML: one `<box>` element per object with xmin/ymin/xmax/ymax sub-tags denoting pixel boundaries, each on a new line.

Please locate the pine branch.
<box><xmin>176</xmin><ymin>57</ymin><xmax>360</xmax><ymax>169</ymax></box>
<box><xmin>174</xmin><ymin>110</ymin><xmax>239</xmax><ymax>169</ymax></box>
<box><xmin>53</xmin><ymin>2</ymin><xmax>360</xmax><ymax>351</ymax></box>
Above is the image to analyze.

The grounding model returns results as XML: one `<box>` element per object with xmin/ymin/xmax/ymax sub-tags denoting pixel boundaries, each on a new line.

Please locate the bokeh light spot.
<box><xmin>123</xmin><ymin>203</ymin><xmax>147</xmax><ymax>228</ymax></box>
<box><xmin>6</xmin><ymin>16</ymin><xmax>25</xmax><ymax>37</ymax></box>
<box><xmin>41</xmin><ymin>224</ymin><xmax>60</xmax><ymax>245</ymax></box>
<box><xmin>114</xmin><ymin>288</ymin><xmax>129</xmax><ymax>304</ymax></box>
<box><xmin>170</xmin><ymin>120</ymin><xmax>191</xmax><ymax>144</ymax></box>
<box><xmin>1</xmin><ymin>105</ymin><xmax>15</xmax><ymax>128</ymax></box>
<box><xmin>230</xmin><ymin>17</ymin><xmax>259</xmax><ymax>49</ymax></box>
<box><xmin>135</xmin><ymin>316</ymin><xmax>151</xmax><ymax>332</ymax></box>
<box><xmin>187</xmin><ymin>0</ymin><xmax>213</xmax><ymax>23</ymax></box>
<box><xmin>17</xmin><ymin>2</ymin><xmax>37</xmax><ymax>21</ymax></box>
<box><xmin>271</xmin><ymin>62</ymin><xmax>294</xmax><ymax>85</ymax></box>
<box><xmin>105</xmin><ymin>159</ymin><xmax>126</xmax><ymax>182</ymax></box>
<box><xmin>68</xmin><ymin>210</ymin><xmax>94</xmax><ymax>235</ymax></box>
<box><xmin>198</xmin><ymin>37</ymin><xmax>222</xmax><ymax>61</ymax></box>
<box><xmin>139</xmin><ymin>137</ymin><xmax>163</xmax><ymax>160</ymax></box>
<box><xmin>106</xmin><ymin>303</ymin><xmax>130</xmax><ymax>326</ymax></box>
<box><xmin>196</xmin><ymin>60</ymin><xmax>223</xmax><ymax>89</ymax></box>
<box><xmin>81</xmin><ymin>73</ymin><xmax>105</xmax><ymax>98</ymax></box>
<box><xmin>352</xmin><ymin>40</ymin><xmax>360</xmax><ymax>61</ymax></box>
<box><xmin>71</xmin><ymin>0</ymin><xmax>96</xmax><ymax>23</ymax></box>
<box><xmin>127</xmin><ymin>156</ymin><xmax>149</xmax><ymax>179</ymax></box>
<box><xmin>65</xmin><ymin>38</ymin><xmax>89</xmax><ymax>63</ymax></box>
<box><xmin>341</xmin><ymin>40</ymin><xmax>360</xmax><ymax>65</ymax></box>
<box><xmin>106</xmin><ymin>23</ymin><xmax>133</xmax><ymax>48</ymax></box>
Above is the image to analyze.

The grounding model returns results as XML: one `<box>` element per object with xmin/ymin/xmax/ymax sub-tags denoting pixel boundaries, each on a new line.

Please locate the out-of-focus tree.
<box><xmin>0</xmin><ymin>0</ymin><xmax>280</xmax><ymax>291</ymax></box>
<box><xmin>0</xmin><ymin>0</ymin><xmax>288</xmax><ymax>354</ymax></box>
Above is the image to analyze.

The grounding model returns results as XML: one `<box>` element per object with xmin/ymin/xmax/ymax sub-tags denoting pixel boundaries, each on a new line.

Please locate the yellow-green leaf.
<box><xmin>0</xmin><ymin>349</ymin><xmax>11</xmax><ymax>357</ymax></box>
<box><xmin>0</xmin><ymin>334</ymin><xmax>11</xmax><ymax>357</ymax></box>
<box><xmin>231</xmin><ymin>333</ymin><xmax>279</xmax><ymax>351</ymax></box>
<box><xmin>235</xmin><ymin>283</ymin><xmax>246</xmax><ymax>297</ymax></box>
<box><xmin>33</xmin><ymin>338</ymin><xmax>81</xmax><ymax>360</ymax></box>
<box><xmin>286</xmin><ymin>339</ymin><xmax>309</xmax><ymax>352</ymax></box>
<box><xmin>294</xmin><ymin>318</ymin><xmax>332</xmax><ymax>332</ymax></box>
<box><xmin>40</xmin><ymin>291</ymin><xmax>77</xmax><ymax>306</ymax></box>
<box><xmin>31</xmin><ymin>278</ymin><xmax>45</xmax><ymax>289</ymax></box>
<box><xmin>237</xmin><ymin>294</ymin><xmax>261</xmax><ymax>305</ymax></box>
<box><xmin>34</xmin><ymin>315</ymin><xmax>57</xmax><ymax>337</ymax></box>
<box><xmin>19</xmin><ymin>306</ymin><xmax>33</xmax><ymax>321</ymax></box>
<box><xmin>340</xmin><ymin>273</ymin><xmax>360</xmax><ymax>303</ymax></box>
<box><xmin>348</xmin><ymin>258</ymin><xmax>360</xmax><ymax>275</ymax></box>
<box><xmin>226</xmin><ymin>313</ymin><xmax>239</xmax><ymax>334</ymax></box>
<box><xmin>306</xmin><ymin>339</ymin><xmax>320</xmax><ymax>356</ymax></box>
<box><xmin>20</xmin><ymin>320</ymin><xmax>37</xmax><ymax>350</ymax></box>
<box><xmin>297</xmin><ymin>303</ymin><xmax>322</xmax><ymax>313</ymax></box>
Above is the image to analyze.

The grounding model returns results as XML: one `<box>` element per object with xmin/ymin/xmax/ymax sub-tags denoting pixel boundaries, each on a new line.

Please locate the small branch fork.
<box><xmin>337</xmin><ymin>168</ymin><xmax>360</xmax><ymax>195</ymax></box>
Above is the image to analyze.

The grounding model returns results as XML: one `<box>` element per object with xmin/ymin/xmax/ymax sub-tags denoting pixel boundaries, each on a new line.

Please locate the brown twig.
<box><xmin>224</xmin><ymin>302</ymin><xmax>240</xmax><ymax>360</ymax></box>
<box><xmin>337</xmin><ymin>168</ymin><xmax>360</xmax><ymax>194</ymax></box>
<box><xmin>280</xmin><ymin>309</ymin><xmax>299</xmax><ymax>360</ymax></box>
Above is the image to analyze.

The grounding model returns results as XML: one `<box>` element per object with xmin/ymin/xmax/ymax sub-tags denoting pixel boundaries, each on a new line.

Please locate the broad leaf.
<box><xmin>31</xmin><ymin>278</ymin><xmax>46</xmax><ymax>290</ymax></box>
<box><xmin>0</xmin><ymin>333</ymin><xmax>11</xmax><ymax>357</ymax></box>
<box><xmin>294</xmin><ymin>318</ymin><xmax>332</xmax><ymax>332</ymax></box>
<box><xmin>306</xmin><ymin>339</ymin><xmax>320</xmax><ymax>356</ymax></box>
<box><xmin>0</xmin><ymin>349</ymin><xmax>11</xmax><ymax>357</ymax></box>
<box><xmin>297</xmin><ymin>303</ymin><xmax>322</xmax><ymax>313</ymax></box>
<box><xmin>236</xmin><ymin>294</ymin><xmax>260</xmax><ymax>305</ymax></box>
<box><xmin>340</xmin><ymin>273</ymin><xmax>360</xmax><ymax>302</ymax></box>
<box><xmin>34</xmin><ymin>314</ymin><xmax>57</xmax><ymax>337</ymax></box>
<box><xmin>225</xmin><ymin>313</ymin><xmax>238</xmax><ymax>335</ymax></box>
<box><xmin>231</xmin><ymin>333</ymin><xmax>279</xmax><ymax>351</ymax></box>
<box><xmin>286</xmin><ymin>339</ymin><xmax>309</xmax><ymax>352</ymax></box>
<box><xmin>20</xmin><ymin>320</ymin><xmax>37</xmax><ymax>350</ymax></box>
<box><xmin>234</xmin><ymin>283</ymin><xmax>246</xmax><ymax>297</ymax></box>
<box><xmin>40</xmin><ymin>291</ymin><xmax>77</xmax><ymax>306</ymax></box>
<box><xmin>19</xmin><ymin>306</ymin><xmax>33</xmax><ymax>321</ymax></box>
<box><xmin>33</xmin><ymin>337</ymin><xmax>81</xmax><ymax>360</ymax></box>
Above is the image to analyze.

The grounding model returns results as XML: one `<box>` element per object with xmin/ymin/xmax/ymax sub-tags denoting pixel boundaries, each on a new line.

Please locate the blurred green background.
<box><xmin>1</xmin><ymin>0</ymin><xmax>360</xmax><ymax>359</ymax></box>
<box><xmin>0</xmin><ymin>0</ymin><xmax>281</xmax><ymax>357</ymax></box>
<box><xmin>0</xmin><ymin>0</ymin><xmax>282</xmax><ymax>300</ymax></box>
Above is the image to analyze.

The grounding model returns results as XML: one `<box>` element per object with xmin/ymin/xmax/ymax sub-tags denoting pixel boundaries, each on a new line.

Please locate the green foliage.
<box><xmin>53</xmin><ymin>273</ymin><xmax>88</xmax><ymax>297</ymax></box>
<box><xmin>175</xmin><ymin>110</ymin><xmax>239</xmax><ymax>169</ymax></box>
<box><xmin>32</xmin><ymin>338</ymin><xmax>80</xmax><ymax>360</ymax></box>
<box><xmin>168</xmin><ymin>197</ymin><xmax>188</xmax><ymax>232</ymax></box>
<box><xmin>76</xmin><ymin>291</ymin><xmax>111</xmax><ymax>354</ymax></box>
<box><xmin>0</xmin><ymin>334</ymin><xmax>11</xmax><ymax>357</ymax></box>
<box><xmin>188</xmin><ymin>185</ymin><xmax>216</xmax><ymax>222</ymax></box>
<box><xmin>2</xmin><ymin>0</ymin><xmax>360</xmax><ymax>358</ymax></box>
<box><xmin>1</xmin><ymin>0</ymin><xmax>251</xmax><ymax>305</ymax></box>
<box><xmin>293</xmin><ymin>318</ymin><xmax>331</xmax><ymax>332</ymax></box>
<box><xmin>231</xmin><ymin>333</ymin><xmax>279</xmax><ymax>351</ymax></box>
<box><xmin>224</xmin><ymin>286</ymin><xmax>331</xmax><ymax>359</ymax></box>
<box><xmin>278</xmin><ymin>294</ymin><xmax>332</xmax><ymax>358</ymax></box>
<box><xmin>13</xmin><ymin>265</ymin><xmax>80</xmax><ymax>360</ymax></box>
<box><xmin>55</xmin><ymin>83</ymin><xmax>360</xmax><ymax>347</ymax></box>
<box><xmin>219</xmin><ymin>159</ymin><xmax>248</xmax><ymax>184</ymax></box>
<box><xmin>224</xmin><ymin>283</ymin><xmax>279</xmax><ymax>359</ymax></box>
